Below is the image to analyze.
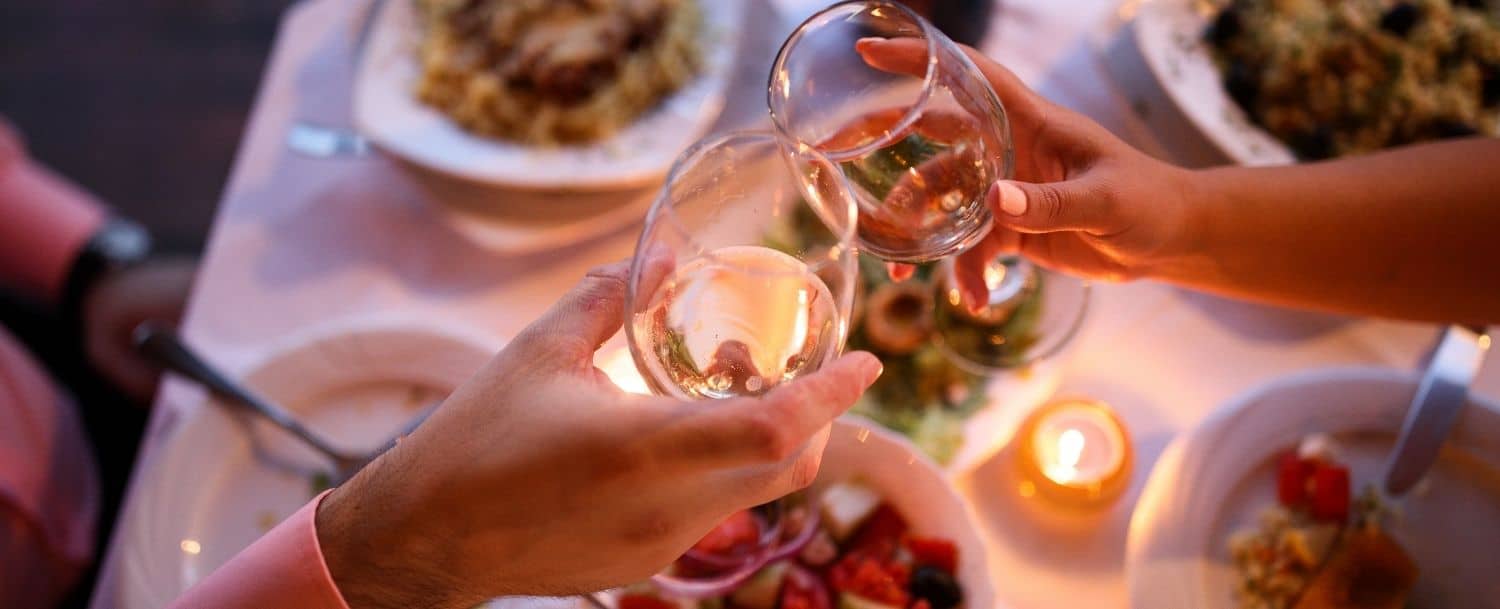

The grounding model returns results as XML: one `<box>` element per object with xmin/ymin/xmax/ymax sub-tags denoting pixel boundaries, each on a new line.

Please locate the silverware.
<box><xmin>286</xmin><ymin>122</ymin><xmax>372</xmax><ymax>159</ymax></box>
<box><xmin>134</xmin><ymin>322</ymin><xmax>434</xmax><ymax>484</ymax></box>
<box><xmin>1382</xmin><ymin>325</ymin><xmax>1491</xmax><ymax>496</ymax></box>
<box><xmin>282</xmin><ymin>0</ymin><xmax>385</xmax><ymax>159</ymax></box>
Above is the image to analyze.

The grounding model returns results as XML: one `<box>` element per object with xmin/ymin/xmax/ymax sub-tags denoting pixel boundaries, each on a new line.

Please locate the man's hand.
<box><xmin>316</xmin><ymin>261</ymin><xmax>882</xmax><ymax>609</ymax></box>
<box><xmin>82</xmin><ymin>257</ymin><xmax>198</xmax><ymax>402</ymax></box>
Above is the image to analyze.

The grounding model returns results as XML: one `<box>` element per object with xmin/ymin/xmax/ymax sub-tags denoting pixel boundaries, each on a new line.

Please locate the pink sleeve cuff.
<box><xmin>0</xmin><ymin>118</ymin><xmax>106</xmax><ymax>302</ymax></box>
<box><xmin>167</xmin><ymin>491</ymin><xmax>351</xmax><ymax>609</ymax></box>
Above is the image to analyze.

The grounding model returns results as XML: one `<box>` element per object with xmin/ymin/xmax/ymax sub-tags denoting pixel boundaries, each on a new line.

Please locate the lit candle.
<box><xmin>1015</xmin><ymin>398</ymin><xmax>1133</xmax><ymax>508</ymax></box>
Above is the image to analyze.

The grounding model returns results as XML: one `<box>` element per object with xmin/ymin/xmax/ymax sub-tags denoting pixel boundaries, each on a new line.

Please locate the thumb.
<box><xmin>514</xmin><ymin>261</ymin><xmax>633</xmax><ymax>362</ymax></box>
<box><xmin>986</xmin><ymin>179</ymin><xmax>1117</xmax><ymax>234</ymax></box>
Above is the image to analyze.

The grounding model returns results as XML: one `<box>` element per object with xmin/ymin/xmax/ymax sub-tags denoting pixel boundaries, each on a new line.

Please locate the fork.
<box><xmin>134</xmin><ymin>322</ymin><xmax>433</xmax><ymax>485</ymax></box>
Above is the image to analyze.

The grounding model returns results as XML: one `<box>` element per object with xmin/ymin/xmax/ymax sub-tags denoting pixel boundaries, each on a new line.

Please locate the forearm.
<box><xmin>1155</xmin><ymin>139</ymin><xmax>1500</xmax><ymax>325</ymax></box>
<box><xmin>0</xmin><ymin>119</ymin><xmax>107</xmax><ymax>303</ymax></box>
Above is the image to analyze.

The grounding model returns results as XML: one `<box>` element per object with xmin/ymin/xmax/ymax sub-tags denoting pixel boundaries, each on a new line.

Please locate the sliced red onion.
<box><xmin>681</xmin><ymin>510</ymin><xmax>779</xmax><ymax>570</ymax></box>
<box><xmin>763</xmin><ymin>504</ymin><xmax>822</xmax><ymax>563</ymax></box>
<box><xmin>651</xmin><ymin>554</ymin><xmax>767</xmax><ymax>598</ymax></box>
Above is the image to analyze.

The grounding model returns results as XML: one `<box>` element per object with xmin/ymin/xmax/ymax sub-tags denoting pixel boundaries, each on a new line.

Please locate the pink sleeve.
<box><xmin>168</xmin><ymin>491</ymin><xmax>352</xmax><ymax>609</ymax></box>
<box><xmin>0</xmin><ymin>117</ymin><xmax>106</xmax><ymax>303</ymax></box>
<box><xmin>0</xmin><ymin>328</ymin><xmax>99</xmax><ymax>608</ymax></box>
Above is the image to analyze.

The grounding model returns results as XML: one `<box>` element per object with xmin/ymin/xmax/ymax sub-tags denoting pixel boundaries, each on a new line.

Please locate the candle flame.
<box><xmin>1044</xmin><ymin>428</ymin><xmax>1086</xmax><ymax>484</ymax></box>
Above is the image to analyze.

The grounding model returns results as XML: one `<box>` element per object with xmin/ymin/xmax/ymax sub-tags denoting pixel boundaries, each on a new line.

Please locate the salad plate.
<box><xmin>117</xmin><ymin>320</ymin><xmax>496</xmax><ymax>609</ymax></box>
<box><xmin>587</xmin><ymin>416</ymin><xmax>999</xmax><ymax>609</ymax></box>
<box><xmin>1125</xmin><ymin>367</ymin><xmax>1500</xmax><ymax>609</ymax></box>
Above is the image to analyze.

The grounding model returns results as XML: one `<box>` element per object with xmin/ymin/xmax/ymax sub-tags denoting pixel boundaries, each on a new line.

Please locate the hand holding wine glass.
<box><xmin>854</xmin><ymin>36</ymin><xmax>1199</xmax><ymax>300</ymax></box>
<box><xmin>314</xmin><ymin>260</ymin><xmax>882</xmax><ymax>609</ymax></box>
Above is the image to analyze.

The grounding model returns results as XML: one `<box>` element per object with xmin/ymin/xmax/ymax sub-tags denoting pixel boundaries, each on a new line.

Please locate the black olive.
<box><xmin>1482</xmin><ymin>65</ymin><xmax>1500</xmax><ymax>108</ymax></box>
<box><xmin>910</xmin><ymin>566</ymin><xmax>963</xmax><ymax>609</ymax></box>
<box><xmin>1289</xmin><ymin>127</ymin><xmax>1335</xmax><ymax>160</ymax></box>
<box><xmin>1430</xmin><ymin>119</ymin><xmax>1479</xmax><ymax>139</ymax></box>
<box><xmin>1379</xmin><ymin>3</ymin><xmax>1421</xmax><ymax>37</ymax></box>
<box><xmin>1205</xmin><ymin>7</ymin><xmax>1243</xmax><ymax>46</ymax></box>
<box><xmin>1224</xmin><ymin>60</ymin><xmax>1259</xmax><ymax>110</ymax></box>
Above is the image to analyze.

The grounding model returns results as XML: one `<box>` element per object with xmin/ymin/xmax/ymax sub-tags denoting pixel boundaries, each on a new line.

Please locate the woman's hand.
<box><xmin>317</xmin><ymin>261</ymin><xmax>883</xmax><ymax>609</ymax></box>
<box><xmin>857</xmin><ymin>38</ymin><xmax>1200</xmax><ymax>308</ymax></box>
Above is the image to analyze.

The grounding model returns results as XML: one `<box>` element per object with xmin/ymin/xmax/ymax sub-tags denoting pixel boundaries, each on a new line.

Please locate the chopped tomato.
<box><xmin>830</xmin><ymin>557</ymin><xmax>909</xmax><ymax>606</ymax></box>
<box><xmin>618</xmin><ymin>595</ymin><xmax>676</xmax><ymax>609</ymax></box>
<box><xmin>1276</xmin><ymin>452</ymin><xmax>1311</xmax><ymax>508</ymax></box>
<box><xmin>783</xmin><ymin>565</ymin><xmax>833</xmax><ymax>609</ymax></box>
<box><xmin>692</xmin><ymin>510</ymin><xmax>760</xmax><ymax>556</ymax></box>
<box><xmin>903</xmin><ymin>537</ymin><xmax>959</xmax><ymax>574</ymax></box>
<box><xmin>1308</xmin><ymin>462</ymin><xmax>1350</xmax><ymax>522</ymax></box>
<box><xmin>849</xmin><ymin>504</ymin><xmax>910</xmax><ymax>559</ymax></box>
<box><xmin>911</xmin><ymin>601</ymin><xmax>932</xmax><ymax>609</ymax></box>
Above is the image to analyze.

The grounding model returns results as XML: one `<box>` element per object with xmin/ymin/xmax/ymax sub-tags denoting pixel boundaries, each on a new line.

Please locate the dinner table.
<box><xmin>88</xmin><ymin>0</ymin><xmax>1500</xmax><ymax>608</ymax></box>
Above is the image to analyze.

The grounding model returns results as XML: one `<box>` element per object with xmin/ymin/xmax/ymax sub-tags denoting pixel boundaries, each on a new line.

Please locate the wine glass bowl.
<box><xmin>625</xmin><ymin>131</ymin><xmax>860</xmax><ymax>401</ymax></box>
<box><xmin>768</xmin><ymin>0</ymin><xmax>1013</xmax><ymax>264</ymax></box>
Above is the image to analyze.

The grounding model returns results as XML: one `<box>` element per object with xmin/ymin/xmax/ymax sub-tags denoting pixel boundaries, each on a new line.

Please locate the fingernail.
<box><xmin>855</xmin><ymin>352</ymin><xmax>884</xmax><ymax>384</ymax></box>
<box><xmin>996</xmin><ymin>181</ymin><xmax>1027</xmax><ymax>216</ymax></box>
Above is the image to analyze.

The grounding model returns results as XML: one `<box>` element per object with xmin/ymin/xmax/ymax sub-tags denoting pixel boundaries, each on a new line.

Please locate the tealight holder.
<box><xmin>1013</xmin><ymin>397</ymin><xmax>1133</xmax><ymax>510</ymax></box>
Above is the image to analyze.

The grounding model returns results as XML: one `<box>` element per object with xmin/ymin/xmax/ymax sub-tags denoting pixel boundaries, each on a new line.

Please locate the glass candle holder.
<box><xmin>1014</xmin><ymin>398</ymin><xmax>1133</xmax><ymax>509</ymax></box>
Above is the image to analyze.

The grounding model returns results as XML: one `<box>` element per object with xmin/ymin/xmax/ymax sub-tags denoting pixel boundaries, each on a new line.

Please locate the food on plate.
<box><xmin>413</xmin><ymin>0</ymin><xmax>703</xmax><ymax>144</ymax></box>
<box><xmin>764</xmin><ymin>206</ymin><xmax>1043</xmax><ymax>463</ymax></box>
<box><xmin>1205</xmin><ymin>0</ymin><xmax>1500</xmax><ymax>159</ymax></box>
<box><xmin>1227</xmin><ymin>434</ymin><xmax>1417</xmax><ymax>609</ymax></box>
<box><xmin>619</xmin><ymin>480</ymin><xmax>967</xmax><ymax>609</ymax></box>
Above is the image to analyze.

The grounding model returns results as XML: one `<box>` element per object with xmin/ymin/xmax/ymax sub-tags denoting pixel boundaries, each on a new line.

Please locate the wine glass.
<box><xmin>624</xmin><ymin>130</ymin><xmax>859</xmax><ymax>594</ymax></box>
<box><xmin>768</xmin><ymin>0</ymin><xmax>1011</xmax><ymax>264</ymax></box>
<box><xmin>770</xmin><ymin>1</ymin><xmax>1087</xmax><ymax>375</ymax></box>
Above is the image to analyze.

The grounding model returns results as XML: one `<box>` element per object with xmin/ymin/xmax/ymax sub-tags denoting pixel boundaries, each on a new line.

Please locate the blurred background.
<box><xmin>2</xmin><ymin>0</ymin><xmax>296</xmax><ymax>255</ymax></box>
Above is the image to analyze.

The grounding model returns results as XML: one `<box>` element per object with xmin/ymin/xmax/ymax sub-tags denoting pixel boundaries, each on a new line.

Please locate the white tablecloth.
<box><xmin>90</xmin><ymin>0</ymin><xmax>1500</xmax><ymax>607</ymax></box>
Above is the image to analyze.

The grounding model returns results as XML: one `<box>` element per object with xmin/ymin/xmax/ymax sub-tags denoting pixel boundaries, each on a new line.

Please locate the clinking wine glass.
<box><xmin>769</xmin><ymin>0</ymin><xmax>1087</xmax><ymax>373</ymax></box>
<box><xmin>624</xmin><ymin>131</ymin><xmax>859</xmax><ymax>594</ymax></box>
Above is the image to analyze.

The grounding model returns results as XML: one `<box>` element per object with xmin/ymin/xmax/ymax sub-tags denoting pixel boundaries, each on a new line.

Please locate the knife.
<box><xmin>1382</xmin><ymin>325</ymin><xmax>1490</xmax><ymax>496</ymax></box>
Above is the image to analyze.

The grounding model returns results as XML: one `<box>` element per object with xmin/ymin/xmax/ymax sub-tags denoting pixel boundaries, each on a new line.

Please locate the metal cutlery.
<box><xmin>134</xmin><ymin>321</ymin><xmax>432</xmax><ymax>484</ymax></box>
<box><xmin>1382</xmin><ymin>324</ymin><xmax>1490</xmax><ymax>496</ymax></box>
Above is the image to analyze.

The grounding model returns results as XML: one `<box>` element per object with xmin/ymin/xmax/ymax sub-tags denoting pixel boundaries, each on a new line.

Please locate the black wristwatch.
<box><xmin>60</xmin><ymin>216</ymin><xmax>152</xmax><ymax>328</ymax></box>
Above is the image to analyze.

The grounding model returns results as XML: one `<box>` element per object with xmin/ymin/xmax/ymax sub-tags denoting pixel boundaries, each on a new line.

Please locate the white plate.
<box><xmin>1132</xmin><ymin>0</ymin><xmax>1296</xmax><ymax>166</ymax></box>
<box><xmin>353</xmin><ymin>0</ymin><xmax>746</xmax><ymax>190</ymax></box>
<box><xmin>117</xmin><ymin>321</ymin><xmax>495</xmax><ymax>609</ymax></box>
<box><xmin>1125</xmin><ymin>367</ymin><xmax>1500</xmax><ymax>609</ymax></box>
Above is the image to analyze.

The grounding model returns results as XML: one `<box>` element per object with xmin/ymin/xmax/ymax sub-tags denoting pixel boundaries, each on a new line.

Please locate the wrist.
<box><xmin>1133</xmin><ymin>164</ymin><xmax>1223</xmax><ymax>284</ymax></box>
<box><xmin>315</xmin><ymin>459</ymin><xmax>477</xmax><ymax>609</ymax></box>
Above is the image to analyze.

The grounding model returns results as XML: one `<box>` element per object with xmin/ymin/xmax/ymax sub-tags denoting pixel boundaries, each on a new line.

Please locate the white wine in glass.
<box><xmin>634</xmin><ymin>245</ymin><xmax>841</xmax><ymax>399</ymax></box>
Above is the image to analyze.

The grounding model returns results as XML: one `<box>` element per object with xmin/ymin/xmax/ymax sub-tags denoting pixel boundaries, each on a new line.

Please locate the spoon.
<box><xmin>134</xmin><ymin>322</ymin><xmax>433</xmax><ymax>484</ymax></box>
<box><xmin>1382</xmin><ymin>325</ymin><xmax>1490</xmax><ymax>496</ymax></box>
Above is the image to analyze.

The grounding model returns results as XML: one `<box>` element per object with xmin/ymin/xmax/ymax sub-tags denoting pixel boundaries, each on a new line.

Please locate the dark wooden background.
<box><xmin>1</xmin><ymin>0</ymin><xmax>300</xmax><ymax>254</ymax></box>
<box><xmin>2</xmin><ymin>3</ymin><xmax>297</xmax><ymax>605</ymax></box>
